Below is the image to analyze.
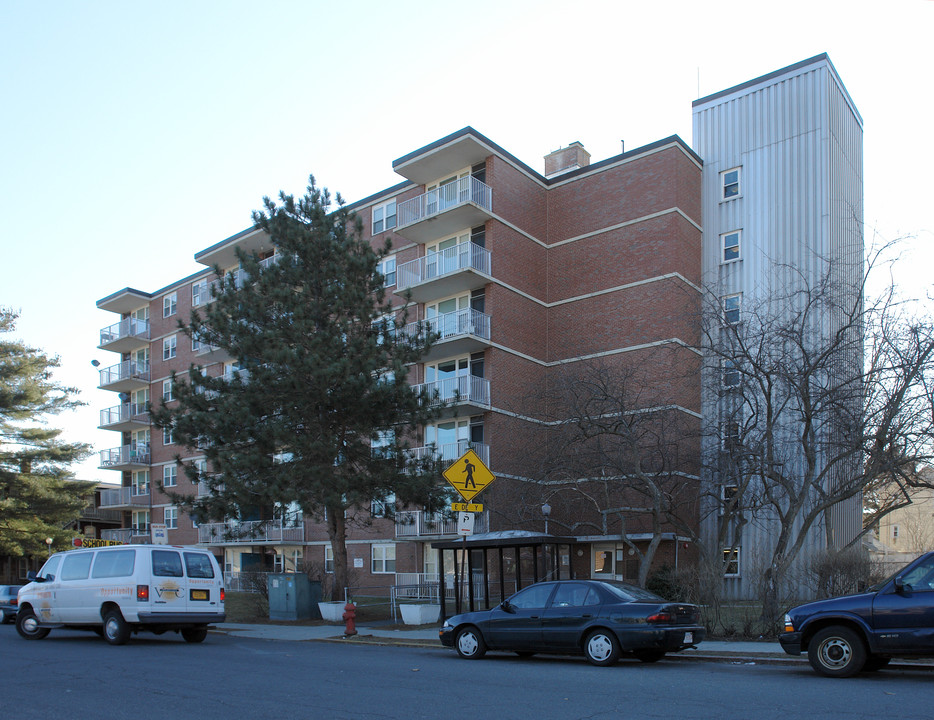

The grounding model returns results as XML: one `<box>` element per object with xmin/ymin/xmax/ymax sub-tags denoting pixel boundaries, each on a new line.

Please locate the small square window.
<box><xmin>721</xmin><ymin>167</ymin><xmax>741</xmax><ymax>200</ymax></box>
<box><xmin>372</xmin><ymin>199</ymin><xmax>397</xmax><ymax>234</ymax></box>
<box><xmin>721</xmin><ymin>231</ymin><xmax>741</xmax><ymax>263</ymax></box>
<box><xmin>722</xmin><ymin>294</ymin><xmax>741</xmax><ymax>324</ymax></box>
<box><xmin>163</xmin><ymin>292</ymin><xmax>177</xmax><ymax>318</ymax></box>
<box><xmin>371</xmin><ymin>544</ymin><xmax>396</xmax><ymax>574</ymax></box>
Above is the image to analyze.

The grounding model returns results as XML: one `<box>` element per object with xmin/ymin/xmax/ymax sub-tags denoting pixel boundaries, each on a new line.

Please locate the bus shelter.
<box><xmin>431</xmin><ymin>531</ymin><xmax>577</xmax><ymax>619</ymax></box>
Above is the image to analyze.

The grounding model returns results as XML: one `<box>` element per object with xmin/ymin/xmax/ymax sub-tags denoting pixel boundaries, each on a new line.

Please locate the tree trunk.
<box><xmin>326</xmin><ymin>505</ymin><xmax>349</xmax><ymax>603</ymax></box>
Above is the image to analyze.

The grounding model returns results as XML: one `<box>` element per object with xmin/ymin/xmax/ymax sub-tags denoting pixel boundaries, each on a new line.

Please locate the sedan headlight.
<box><xmin>783</xmin><ymin>614</ymin><xmax>794</xmax><ymax>633</ymax></box>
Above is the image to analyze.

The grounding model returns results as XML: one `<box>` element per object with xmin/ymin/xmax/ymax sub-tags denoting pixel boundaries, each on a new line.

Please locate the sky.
<box><xmin>1</xmin><ymin>0</ymin><xmax>932</xmax><ymax>483</ymax></box>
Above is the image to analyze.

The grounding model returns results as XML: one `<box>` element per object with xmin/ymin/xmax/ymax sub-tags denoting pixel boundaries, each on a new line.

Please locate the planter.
<box><xmin>317</xmin><ymin>601</ymin><xmax>345</xmax><ymax>622</ymax></box>
<box><xmin>400</xmin><ymin>604</ymin><xmax>440</xmax><ymax>625</ymax></box>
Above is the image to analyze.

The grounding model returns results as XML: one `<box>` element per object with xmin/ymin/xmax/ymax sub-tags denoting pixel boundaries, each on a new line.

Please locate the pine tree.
<box><xmin>152</xmin><ymin>177</ymin><xmax>446</xmax><ymax>597</ymax></box>
<box><xmin>0</xmin><ymin>308</ymin><xmax>95</xmax><ymax>556</ymax></box>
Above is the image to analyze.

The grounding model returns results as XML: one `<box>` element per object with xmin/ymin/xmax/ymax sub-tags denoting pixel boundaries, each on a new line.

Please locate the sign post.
<box><xmin>443</xmin><ymin>450</ymin><xmax>496</xmax><ymax>614</ymax></box>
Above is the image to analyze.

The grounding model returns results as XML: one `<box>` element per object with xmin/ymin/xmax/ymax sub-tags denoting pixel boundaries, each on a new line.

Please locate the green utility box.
<box><xmin>267</xmin><ymin>573</ymin><xmax>321</xmax><ymax>621</ymax></box>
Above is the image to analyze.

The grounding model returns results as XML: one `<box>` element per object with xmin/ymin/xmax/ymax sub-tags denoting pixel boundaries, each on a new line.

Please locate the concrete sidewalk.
<box><xmin>213</xmin><ymin>622</ymin><xmax>795</xmax><ymax>663</ymax></box>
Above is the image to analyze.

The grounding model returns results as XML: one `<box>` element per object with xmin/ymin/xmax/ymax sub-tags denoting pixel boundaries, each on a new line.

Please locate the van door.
<box><xmin>183</xmin><ymin>551</ymin><xmax>221</xmax><ymax>611</ymax></box>
<box><xmin>32</xmin><ymin>554</ymin><xmax>62</xmax><ymax>624</ymax></box>
<box><xmin>150</xmin><ymin>549</ymin><xmax>188</xmax><ymax>614</ymax></box>
<box><xmin>57</xmin><ymin>552</ymin><xmax>96</xmax><ymax>623</ymax></box>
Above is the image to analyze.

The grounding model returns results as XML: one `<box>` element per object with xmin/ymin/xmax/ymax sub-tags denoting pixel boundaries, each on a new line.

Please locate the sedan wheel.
<box><xmin>808</xmin><ymin>626</ymin><xmax>866</xmax><ymax>678</ymax></box>
<box><xmin>584</xmin><ymin>629</ymin><xmax>621</xmax><ymax>666</ymax></box>
<box><xmin>455</xmin><ymin>626</ymin><xmax>487</xmax><ymax>660</ymax></box>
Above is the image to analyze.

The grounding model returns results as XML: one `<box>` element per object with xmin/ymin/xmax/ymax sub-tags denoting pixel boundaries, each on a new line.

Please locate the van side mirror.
<box><xmin>26</xmin><ymin>571</ymin><xmax>44</xmax><ymax>583</ymax></box>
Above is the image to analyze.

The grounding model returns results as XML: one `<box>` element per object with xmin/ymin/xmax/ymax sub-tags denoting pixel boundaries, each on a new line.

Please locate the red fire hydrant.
<box><xmin>342</xmin><ymin>602</ymin><xmax>357</xmax><ymax>636</ymax></box>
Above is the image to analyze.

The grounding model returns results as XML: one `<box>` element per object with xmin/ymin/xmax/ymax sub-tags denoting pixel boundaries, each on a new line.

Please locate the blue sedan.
<box><xmin>439</xmin><ymin>579</ymin><xmax>705</xmax><ymax>666</ymax></box>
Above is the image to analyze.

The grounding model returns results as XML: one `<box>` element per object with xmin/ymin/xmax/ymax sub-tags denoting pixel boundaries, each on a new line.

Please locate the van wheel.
<box><xmin>181</xmin><ymin>626</ymin><xmax>208</xmax><ymax>643</ymax></box>
<box><xmin>103</xmin><ymin>610</ymin><xmax>131</xmax><ymax>646</ymax></box>
<box><xmin>16</xmin><ymin>609</ymin><xmax>50</xmax><ymax>640</ymax></box>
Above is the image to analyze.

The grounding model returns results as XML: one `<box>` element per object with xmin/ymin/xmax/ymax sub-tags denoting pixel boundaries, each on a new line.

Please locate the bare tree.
<box><xmin>531</xmin><ymin>350</ymin><xmax>702</xmax><ymax>587</ymax></box>
<box><xmin>702</xmin><ymin>246</ymin><xmax>934</xmax><ymax>622</ymax></box>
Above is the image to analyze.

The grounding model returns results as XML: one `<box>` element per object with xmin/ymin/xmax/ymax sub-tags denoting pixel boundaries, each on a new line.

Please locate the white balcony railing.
<box><xmin>99</xmin><ymin>443</ymin><xmax>151</xmax><ymax>469</ymax></box>
<box><xmin>99</xmin><ymin>360</ymin><xmax>150</xmax><ymax>388</ymax></box>
<box><xmin>99</xmin><ymin>402</ymin><xmax>149</xmax><ymax>428</ymax></box>
<box><xmin>98</xmin><ymin>486</ymin><xmax>150</xmax><ymax>507</ymax></box>
<box><xmin>101</xmin><ymin>528</ymin><xmax>134</xmax><ymax>544</ymax></box>
<box><xmin>404</xmin><ymin>308</ymin><xmax>490</xmax><ymax>345</ymax></box>
<box><xmin>99</xmin><ymin>317</ymin><xmax>150</xmax><ymax>347</ymax></box>
<box><xmin>414</xmin><ymin>375</ymin><xmax>490</xmax><ymax>408</ymax></box>
<box><xmin>396</xmin><ymin>241</ymin><xmax>490</xmax><ymax>292</ymax></box>
<box><xmin>395</xmin><ymin>510</ymin><xmax>489</xmax><ymax>538</ymax></box>
<box><xmin>198</xmin><ymin>519</ymin><xmax>305</xmax><ymax>545</ymax></box>
<box><xmin>407</xmin><ymin>440</ymin><xmax>489</xmax><ymax>467</ymax></box>
<box><xmin>396</xmin><ymin>176</ymin><xmax>492</xmax><ymax>228</ymax></box>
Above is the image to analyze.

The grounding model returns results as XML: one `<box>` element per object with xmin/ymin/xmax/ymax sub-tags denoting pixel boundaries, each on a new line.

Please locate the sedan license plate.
<box><xmin>683</xmin><ymin>631</ymin><xmax>694</xmax><ymax>644</ymax></box>
<box><xmin>191</xmin><ymin>589</ymin><xmax>209</xmax><ymax>601</ymax></box>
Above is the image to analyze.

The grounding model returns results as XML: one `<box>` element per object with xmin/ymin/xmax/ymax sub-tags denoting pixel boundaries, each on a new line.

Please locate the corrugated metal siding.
<box><xmin>693</xmin><ymin>58</ymin><xmax>864</xmax><ymax>600</ymax></box>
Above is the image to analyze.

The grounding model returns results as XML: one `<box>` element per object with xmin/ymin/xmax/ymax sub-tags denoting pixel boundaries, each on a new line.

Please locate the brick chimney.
<box><xmin>544</xmin><ymin>141</ymin><xmax>591</xmax><ymax>178</ymax></box>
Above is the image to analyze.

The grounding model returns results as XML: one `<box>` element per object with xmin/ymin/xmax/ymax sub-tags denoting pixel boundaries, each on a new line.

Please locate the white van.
<box><xmin>16</xmin><ymin>545</ymin><xmax>225</xmax><ymax>645</ymax></box>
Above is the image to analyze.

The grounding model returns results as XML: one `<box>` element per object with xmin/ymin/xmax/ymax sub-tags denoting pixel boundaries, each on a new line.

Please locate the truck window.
<box><xmin>184</xmin><ymin>552</ymin><xmax>215</xmax><ymax>579</ymax></box>
<box><xmin>92</xmin><ymin>549</ymin><xmax>137</xmax><ymax>579</ymax></box>
<box><xmin>60</xmin><ymin>553</ymin><xmax>93</xmax><ymax>581</ymax></box>
<box><xmin>152</xmin><ymin>550</ymin><xmax>184</xmax><ymax>577</ymax></box>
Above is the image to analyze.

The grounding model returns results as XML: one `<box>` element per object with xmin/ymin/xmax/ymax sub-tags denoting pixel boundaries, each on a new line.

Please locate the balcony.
<box><xmin>101</xmin><ymin>528</ymin><xmax>134</xmax><ymax>544</ymax></box>
<box><xmin>99</xmin><ymin>317</ymin><xmax>150</xmax><ymax>353</ymax></box>
<box><xmin>99</xmin><ymin>360</ymin><xmax>150</xmax><ymax>393</ymax></box>
<box><xmin>198</xmin><ymin>520</ymin><xmax>306</xmax><ymax>545</ymax></box>
<box><xmin>413</xmin><ymin>375</ymin><xmax>491</xmax><ymax>418</ymax></box>
<box><xmin>80</xmin><ymin>505</ymin><xmax>124</xmax><ymax>523</ymax></box>
<box><xmin>99</xmin><ymin>402</ymin><xmax>149</xmax><ymax>432</ymax></box>
<box><xmin>99</xmin><ymin>444</ymin><xmax>151</xmax><ymax>472</ymax></box>
<box><xmin>98</xmin><ymin>486</ymin><xmax>151</xmax><ymax>508</ymax></box>
<box><xmin>395</xmin><ymin>176</ymin><xmax>493</xmax><ymax>245</ymax></box>
<box><xmin>396</xmin><ymin>241</ymin><xmax>491</xmax><ymax>303</ymax></box>
<box><xmin>404</xmin><ymin>308</ymin><xmax>491</xmax><ymax>363</ymax></box>
<box><xmin>395</xmin><ymin>510</ymin><xmax>489</xmax><ymax>538</ymax></box>
<box><xmin>407</xmin><ymin>440</ymin><xmax>490</xmax><ymax>468</ymax></box>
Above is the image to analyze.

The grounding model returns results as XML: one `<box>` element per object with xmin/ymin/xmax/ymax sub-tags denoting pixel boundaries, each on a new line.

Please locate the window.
<box><xmin>92</xmin><ymin>549</ymin><xmax>136</xmax><ymax>579</ymax></box>
<box><xmin>551</xmin><ymin>583</ymin><xmax>601</xmax><ymax>608</ymax></box>
<box><xmin>376</xmin><ymin>255</ymin><xmax>396</xmax><ymax>287</ymax></box>
<box><xmin>371</xmin><ymin>492</ymin><xmax>396</xmax><ymax>517</ymax></box>
<box><xmin>722</xmin><ymin>294</ymin><xmax>741</xmax><ymax>325</ymax></box>
<box><xmin>132</xmin><ymin>510</ymin><xmax>150</xmax><ymax>533</ymax></box>
<box><xmin>721</xmin><ymin>231</ymin><xmax>741</xmax><ymax>263</ymax></box>
<box><xmin>509</xmin><ymin>583</ymin><xmax>555</xmax><ymax>609</ymax></box>
<box><xmin>163</xmin><ymin>292</ymin><xmax>177</xmax><ymax>318</ymax></box>
<box><xmin>720</xmin><ymin>484</ymin><xmax>739</xmax><ymax>515</ymax></box>
<box><xmin>721</xmin><ymin>167</ymin><xmax>741</xmax><ymax>200</ymax></box>
<box><xmin>164</xmin><ymin>507</ymin><xmax>178</xmax><ymax>529</ymax></box>
<box><xmin>61</xmin><ymin>553</ymin><xmax>93</xmax><ymax>581</ymax></box>
<box><xmin>371</xmin><ymin>430</ymin><xmax>394</xmax><ymax>459</ymax></box>
<box><xmin>192</xmin><ymin>280</ymin><xmax>207</xmax><ymax>307</ymax></box>
<box><xmin>723</xmin><ymin>547</ymin><xmax>741</xmax><ymax>577</ymax></box>
<box><xmin>184</xmin><ymin>552</ymin><xmax>215</xmax><ymax>578</ymax></box>
<box><xmin>163</xmin><ymin>426</ymin><xmax>174</xmax><ymax>445</ymax></box>
<box><xmin>163</xmin><ymin>464</ymin><xmax>177</xmax><ymax>487</ymax></box>
<box><xmin>721</xmin><ymin>421</ymin><xmax>741</xmax><ymax>451</ymax></box>
<box><xmin>152</xmin><ymin>549</ymin><xmax>183</xmax><ymax>577</ymax></box>
<box><xmin>163</xmin><ymin>379</ymin><xmax>173</xmax><ymax>402</ymax></box>
<box><xmin>723</xmin><ymin>359</ymin><xmax>740</xmax><ymax>388</ymax></box>
<box><xmin>133</xmin><ymin>470</ymin><xmax>150</xmax><ymax>495</ymax></box>
<box><xmin>594</xmin><ymin>550</ymin><xmax>614</xmax><ymax>574</ymax></box>
<box><xmin>371</xmin><ymin>544</ymin><xmax>396</xmax><ymax>574</ymax></box>
<box><xmin>372</xmin><ymin>199</ymin><xmax>397</xmax><ymax>234</ymax></box>
<box><xmin>892</xmin><ymin>525</ymin><xmax>899</xmax><ymax>543</ymax></box>
<box><xmin>163</xmin><ymin>335</ymin><xmax>177</xmax><ymax>360</ymax></box>
<box><xmin>325</xmin><ymin>546</ymin><xmax>334</xmax><ymax>573</ymax></box>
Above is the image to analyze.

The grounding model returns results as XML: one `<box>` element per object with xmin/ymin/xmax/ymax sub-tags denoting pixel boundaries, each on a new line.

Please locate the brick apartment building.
<box><xmin>93</xmin><ymin>54</ymin><xmax>862</xmax><ymax>600</ymax></box>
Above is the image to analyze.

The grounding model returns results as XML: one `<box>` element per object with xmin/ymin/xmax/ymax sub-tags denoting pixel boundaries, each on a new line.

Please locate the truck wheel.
<box><xmin>103</xmin><ymin>610</ymin><xmax>131</xmax><ymax>646</ymax></box>
<box><xmin>16</xmin><ymin>608</ymin><xmax>50</xmax><ymax>640</ymax></box>
<box><xmin>808</xmin><ymin>626</ymin><xmax>866</xmax><ymax>677</ymax></box>
<box><xmin>181</xmin><ymin>626</ymin><xmax>208</xmax><ymax>643</ymax></box>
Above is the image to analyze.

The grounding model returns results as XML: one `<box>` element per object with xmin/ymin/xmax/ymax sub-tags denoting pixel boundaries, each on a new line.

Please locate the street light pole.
<box><xmin>45</xmin><ymin>537</ymin><xmax>53</xmax><ymax>557</ymax></box>
<box><xmin>541</xmin><ymin>503</ymin><xmax>551</xmax><ymax>535</ymax></box>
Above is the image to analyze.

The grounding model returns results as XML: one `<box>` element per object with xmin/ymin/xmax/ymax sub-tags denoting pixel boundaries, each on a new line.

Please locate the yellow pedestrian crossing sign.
<box><xmin>443</xmin><ymin>449</ymin><xmax>495</xmax><ymax>502</ymax></box>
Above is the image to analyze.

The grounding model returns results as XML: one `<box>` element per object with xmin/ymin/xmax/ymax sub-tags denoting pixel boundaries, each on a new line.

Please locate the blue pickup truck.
<box><xmin>780</xmin><ymin>551</ymin><xmax>934</xmax><ymax>677</ymax></box>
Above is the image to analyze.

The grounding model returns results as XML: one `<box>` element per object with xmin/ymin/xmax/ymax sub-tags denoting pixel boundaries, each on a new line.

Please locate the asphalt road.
<box><xmin>2</xmin><ymin>626</ymin><xmax>932</xmax><ymax>720</ymax></box>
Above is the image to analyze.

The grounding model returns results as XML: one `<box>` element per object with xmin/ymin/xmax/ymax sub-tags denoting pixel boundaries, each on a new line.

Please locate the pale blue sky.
<box><xmin>1</xmin><ymin>0</ymin><xmax>932</xmax><ymax>481</ymax></box>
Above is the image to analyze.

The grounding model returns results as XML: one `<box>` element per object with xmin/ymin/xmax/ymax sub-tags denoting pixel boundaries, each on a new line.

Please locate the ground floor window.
<box><xmin>723</xmin><ymin>546</ymin><xmax>741</xmax><ymax>577</ymax></box>
<box><xmin>371</xmin><ymin>544</ymin><xmax>396</xmax><ymax>574</ymax></box>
